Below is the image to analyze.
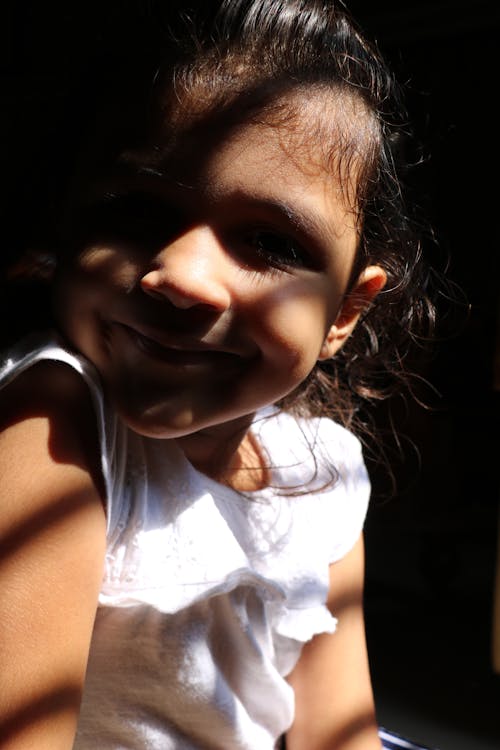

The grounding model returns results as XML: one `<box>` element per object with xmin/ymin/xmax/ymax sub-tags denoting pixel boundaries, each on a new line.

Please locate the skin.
<box><xmin>0</xmin><ymin>94</ymin><xmax>385</xmax><ymax>748</ymax></box>
<box><xmin>0</xmin><ymin>364</ymin><xmax>106</xmax><ymax>749</ymax></box>
<box><xmin>287</xmin><ymin>537</ymin><xmax>382</xmax><ymax>750</ymax></box>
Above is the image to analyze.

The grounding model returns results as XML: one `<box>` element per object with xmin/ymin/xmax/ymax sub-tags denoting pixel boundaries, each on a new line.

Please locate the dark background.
<box><xmin>3</xmin><ymin>2</ymin><xmax>500</xmax><ymax>748</ymax></box>
<box><xmin>349</xmin><ymin>2</ymin><xmax>500</xmax><ymax>748</ymax></box>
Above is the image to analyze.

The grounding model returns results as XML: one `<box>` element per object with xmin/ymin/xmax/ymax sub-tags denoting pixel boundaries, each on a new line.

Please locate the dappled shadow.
<box><xmin>0</xmin><ymin>361</ymin><xmax>106</xmax><ymax>744</ymax></box>
<box><xmin>0</xmin><ymin>488</ymin><xmax>102</xmax><ymax>565</ymax></box>
<box><xmin>0</xmin><ymin>685</ymin><xmax>82</xmax><ymax>745</ymax></box>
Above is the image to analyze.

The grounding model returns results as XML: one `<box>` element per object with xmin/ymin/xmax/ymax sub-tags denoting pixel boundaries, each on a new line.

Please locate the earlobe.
<box><xmin>318</xmin><ymin>265</ymin><xmax>386</xmax><ymax>361</ymax></box>
<box><xmin>318</xmin><ymin>326</ymin><xmax>340</xmax><ymax>360</ymax></box>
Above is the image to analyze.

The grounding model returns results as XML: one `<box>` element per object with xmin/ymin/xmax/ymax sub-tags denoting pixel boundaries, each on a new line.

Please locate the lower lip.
<box><xmin>114</xmin><ymin>323</ymin><xmax>241</xmax><ymax>368</ymax></box>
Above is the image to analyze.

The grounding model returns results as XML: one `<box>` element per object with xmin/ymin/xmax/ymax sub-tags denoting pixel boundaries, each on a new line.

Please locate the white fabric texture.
<box><xmin>0</xmin><ymin>332</ymin><xmax>371</xmax><ymax>750</ymax></box>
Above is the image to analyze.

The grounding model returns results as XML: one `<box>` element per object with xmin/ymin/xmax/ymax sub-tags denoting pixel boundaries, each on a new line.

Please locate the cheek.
<box><xmin>54</xmin><ymin>250</ymin><xmax>139</xmax><ymax>321</ymax></box>
<box><xmin>71</xmin><ymin>247</ymin><xmax>142</xmax><ymax>291</ymax></box>
<box><xmin>250</xmin><ymin>284</ymin><xmax>333</xmax><ymax>372</ymax></box>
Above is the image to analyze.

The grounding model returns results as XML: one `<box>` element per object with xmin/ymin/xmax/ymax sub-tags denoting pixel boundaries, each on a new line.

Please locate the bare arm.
<box><xmin>286</xmin><ymin>535</ymin><xmax>381</xmax><ymax>750</ymax></box>
<box><xmin>0</xmin><ymin>363</ymin><xmax>107</xmax><ymax>749</ymax></box>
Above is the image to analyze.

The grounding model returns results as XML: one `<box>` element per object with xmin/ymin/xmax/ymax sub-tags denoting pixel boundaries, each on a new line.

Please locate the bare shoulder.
<box><xmin>0</xmin><ymin>361</ymin><xmax>107</xmax><ymax>749</ymax></box>
<box><xmin>0</xmin><ymin>359</ymin><xmax>105</xmax><ymax>491</ymax></box>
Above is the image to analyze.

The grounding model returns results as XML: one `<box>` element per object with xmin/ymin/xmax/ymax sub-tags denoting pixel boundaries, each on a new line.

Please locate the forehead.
<box><xmin>177</xmin><ymin>86</ymin><xmax>370</xmax><ymax>163</ymax></box>
<box><xmin>212</xmin><ymin>92</ymin><xmax>369</xmax><ymax>176</ymax></box>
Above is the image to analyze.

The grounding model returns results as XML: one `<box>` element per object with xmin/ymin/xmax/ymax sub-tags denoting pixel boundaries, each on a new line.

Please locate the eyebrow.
<box><xmin>229</xmin><ymin>192</ymin><xmax>346</xmax><ymax>259</ymax></box>
<box><xmin>151</xmin><ymin>168</ymin><xmax>207</xmax><ymax>198</ymax></box>
<box><xmin>117</xmin><ymin>162</ymin><xmax>190</xmax><ymax>189</ymax></box>
<box><xmin>135</xmin><ymin>166</ymin><xmax>165</xmax><ymax>179</ymax></box>
<box><xmin>119</xmin><ymin>164</ymin><xmax>334</xmax><ymax>226</ymax></box>
<box><xmin>263</xmin><ymin>197</ymin><xmax>334</xmax><ymax>240</ymax></box>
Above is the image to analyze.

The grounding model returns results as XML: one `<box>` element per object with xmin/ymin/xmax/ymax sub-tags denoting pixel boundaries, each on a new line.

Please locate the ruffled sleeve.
<box><xmin>312</xmin><ymin>416</ymin><xmax>371</xmax><ymax>564</ymax></box>
<box><xmin>247</xmin><ymin>410</ymin><xmax>371</xmax><ymax>673</ymax></box>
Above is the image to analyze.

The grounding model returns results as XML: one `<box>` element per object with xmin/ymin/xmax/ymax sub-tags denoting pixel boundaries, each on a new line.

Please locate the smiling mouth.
<box><xmin>115</xmin><ymin>322</ymin><xmax>243</xmax><ymax>367</ymax></box>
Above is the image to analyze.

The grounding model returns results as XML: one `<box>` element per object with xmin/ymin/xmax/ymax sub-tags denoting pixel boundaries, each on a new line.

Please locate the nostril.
<box><xmin>140</xmin><ymin>270</ymin><xmax>224</xmax><ymax>310</ymax></box>
<box><xmin>142</xmin><ymin>286</ymin><xmax>166</xmax><ymax>302</ymax></box>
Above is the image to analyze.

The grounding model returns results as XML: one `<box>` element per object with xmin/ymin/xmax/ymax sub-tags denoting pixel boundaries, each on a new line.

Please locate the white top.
<box><xmin>0</xmin><ymin>332</ymin><xmax>371</xmax><ymax>750</ymax></box>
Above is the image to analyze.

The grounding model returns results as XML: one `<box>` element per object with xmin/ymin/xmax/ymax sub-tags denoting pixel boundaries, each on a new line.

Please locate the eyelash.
<box><xmin>243</xmin><ymin>229</ymin><xmax>310</xmax><ymax>271</ymax></box>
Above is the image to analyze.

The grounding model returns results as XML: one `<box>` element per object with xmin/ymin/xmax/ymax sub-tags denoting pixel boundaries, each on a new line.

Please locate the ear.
<box><xmin>318</xmin><ymin>265</ymin><xmax>386</xmax><ymax>361</ymax></box>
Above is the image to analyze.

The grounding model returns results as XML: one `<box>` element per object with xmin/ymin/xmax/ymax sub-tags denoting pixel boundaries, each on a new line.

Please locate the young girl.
<box><xmin>0</xmin><ymin>1</ymin><xmax>437</xmax><ymax>748</ymax></box>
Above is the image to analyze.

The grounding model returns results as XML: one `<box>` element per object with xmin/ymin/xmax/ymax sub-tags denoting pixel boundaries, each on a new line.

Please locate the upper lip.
<box><xmin>115</xmin><ymin>321</ymin><xmax>252</xmax><ymax>358</ymax></box>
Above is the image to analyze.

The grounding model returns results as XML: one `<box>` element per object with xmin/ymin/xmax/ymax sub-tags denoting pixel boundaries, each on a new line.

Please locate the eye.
<box><xmin>246</xmin><ymin>229</ymin><xmax>310</xmax><ymax>269</ymax></box>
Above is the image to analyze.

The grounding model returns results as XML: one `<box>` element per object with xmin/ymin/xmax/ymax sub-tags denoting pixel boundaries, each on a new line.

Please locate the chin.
<box><xmin>115</xmin><ymin>403</ymin><xmax>207</xmax><ymax>440</ymax></box>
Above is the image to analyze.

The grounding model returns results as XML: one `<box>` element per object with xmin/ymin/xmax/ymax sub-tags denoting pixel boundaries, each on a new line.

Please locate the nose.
<box><xmin>140</xmin><ymin>226</ymin><xmax>232</xmax><ymax>311</ymax></box>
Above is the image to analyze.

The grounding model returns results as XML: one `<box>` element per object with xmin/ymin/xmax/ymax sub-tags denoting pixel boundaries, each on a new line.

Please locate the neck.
<box><xmin>176</xmin><ymin>414</ymin><xmax>270</xmax><ymax>492</ymax></box>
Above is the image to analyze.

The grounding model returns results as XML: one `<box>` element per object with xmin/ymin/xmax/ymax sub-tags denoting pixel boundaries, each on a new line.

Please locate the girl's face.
<box><xmin>53</xmin><ymin>96</ymin><xmax>384</xmax><ymax>443</ymax></box>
